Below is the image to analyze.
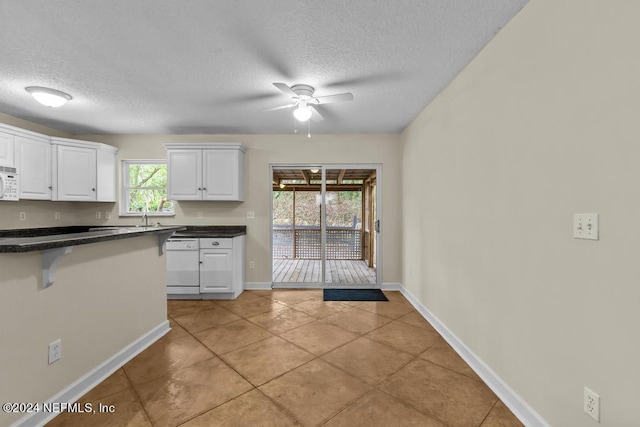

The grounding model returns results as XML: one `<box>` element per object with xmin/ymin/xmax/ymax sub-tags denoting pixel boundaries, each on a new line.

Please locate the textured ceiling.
<box><xmin>0</xmin><ymin>1</ymin><xmax>527</xmax><ymax>135</ymax></box>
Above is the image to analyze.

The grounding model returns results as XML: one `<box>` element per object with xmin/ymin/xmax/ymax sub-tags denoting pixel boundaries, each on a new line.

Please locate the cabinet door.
<box><xmin>0</xmin><ymin>132</ymin><xmax>15</xmax><ymax>167</ymax></box>
<box><xmin>15</xmin><ymin>136</ymin><xmax>51</xmax><ymax>200</ymax></box>
<box><xmin>199</xmin><ymin>249</ymin><xmax>234</xmax><ymax>293</ymax></box>
<box><xmin>167</xmin><ymin>150</ymin><xmax>202</xmax><ymax>200</ymax></box>
<box><xmin>56</xmin><ymin>145</ymin><xmax>97</xmax><ymax>201</ymax></box>
<box><xmin>203</xmin><ymin>149</ymin><xmax>243</xmax><ymax>201</ymax></box>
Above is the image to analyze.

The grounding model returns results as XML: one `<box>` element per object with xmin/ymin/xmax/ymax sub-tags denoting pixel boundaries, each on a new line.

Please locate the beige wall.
<box><xmin>0</xmin><ymin>236</ymin><xmax>167</xmax><ymax>426</ymax></box>
<box><xmin>1</xmin><ymin>131</ymin><xmax>402</xmax><ymax>284</ymax></box>
<box><xmin>402</xmin><ymin>0</ymin><xmax>639</xmax><ymax>425</ymax></box>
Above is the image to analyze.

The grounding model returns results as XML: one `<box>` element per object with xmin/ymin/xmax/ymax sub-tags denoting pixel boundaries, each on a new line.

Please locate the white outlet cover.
<box><xmin>48</xmin><ymin>339</ymin><xmax>62</xmax><ymax>364</ymax></box>
<box><xmin>583</xmin><ymin>387</ymin><xmax>600</xmax><ymax>422</ymax></box>
<box><xmin>247</xmin><ymin>211</ymin><xmax>255</xmax><ymax>219</ymax></box>
<box><xmin>574</xmin><ymin>213</ymin><xmax>599</xmax><ymax>240</ymax></box>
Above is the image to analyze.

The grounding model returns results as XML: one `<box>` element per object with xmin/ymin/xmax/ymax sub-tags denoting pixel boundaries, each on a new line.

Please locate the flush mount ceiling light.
<box><xmin>25</xmin><ymin>86</ymin><xmax>72</xmax><ymax>107</ymax></box>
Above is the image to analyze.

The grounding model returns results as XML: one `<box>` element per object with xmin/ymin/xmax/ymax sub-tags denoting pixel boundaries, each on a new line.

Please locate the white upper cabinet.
<box><xmin>0</xmin><ymin>131</ymin><xmax>15</xmax><ymax>167</ymax></box>
<box><xmin>164</xmin><ymin>143</ymin><xmax>246</xmax><ymax>201</ymax></box>
<box><xmin>1</xmin><ymin>123</ymin><xmax>53</xmax><ymax>200</ymax></box>
<box><xmin>96</xmin><ymin>147</ymin><xmax>117</xmax><ymax>202</ymax></box>
<box><xmin>51</xmin><ymin>138</ymin><xmax>119</xmax><ymax>202</ymax></box>
<box><xmin>15</xmin><ymin>134</ymin><xmax>52</xmax><ymax>200</ymax></box>
<box><xmin>165</xmin><ymin>149</ymin><xmax>203</xmax><ymax>200</ymax></box>
<box><xmin>54</xmin><ymin>143</ymin><xmax>97</xmax><ymax>201</ymax></box>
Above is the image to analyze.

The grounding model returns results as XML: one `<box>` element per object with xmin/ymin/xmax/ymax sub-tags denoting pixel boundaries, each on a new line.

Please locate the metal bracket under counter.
<box><xmin>42</xmin><ymin>246</ymin><xmax>74</xmax><ymax>288</ymax></box>
<box><xmin>156</xmin><ymin>231</ymin><xmax>175</xmax><ymax>255</ymax></box>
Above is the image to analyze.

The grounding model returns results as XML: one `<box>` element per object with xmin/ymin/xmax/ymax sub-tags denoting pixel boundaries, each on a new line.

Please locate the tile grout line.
<box><xmin>164</xmin><ymin>292</ymin><xmax>514</xmax><ymax>427</ymax></box>
<box><xmin>175</xmin><ymin>304</ymin><xmax>314</xmax><ymax>425</ymax></box>
<box><xmin>119</xmin><ymin>365</ymin><xmax>156</xmax><ymax>426</ymax></box>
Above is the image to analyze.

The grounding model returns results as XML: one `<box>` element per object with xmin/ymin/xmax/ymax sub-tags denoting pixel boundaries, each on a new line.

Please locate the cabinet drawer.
<box><xmin>200</xmin><ymin>238</ymin><xmax>232</xmax><ymax>249</ymax></box>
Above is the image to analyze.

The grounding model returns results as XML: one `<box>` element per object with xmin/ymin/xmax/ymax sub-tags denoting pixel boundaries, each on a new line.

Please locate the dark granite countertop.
<box><xmin>0</xmin><ymin>226</ymin><xmax>185</xmax><ymax>253</ymax></box>
<box><xmin>170</xmin><ymin>225</ymin><xmax>247</xmax><ymax>238</ymax></box>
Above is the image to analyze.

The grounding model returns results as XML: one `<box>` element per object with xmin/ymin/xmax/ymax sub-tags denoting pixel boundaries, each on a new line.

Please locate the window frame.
<box><xmin>120</xmin><ymin>159</ymin><xmax>175</xmax><ymax>217</ymax></box>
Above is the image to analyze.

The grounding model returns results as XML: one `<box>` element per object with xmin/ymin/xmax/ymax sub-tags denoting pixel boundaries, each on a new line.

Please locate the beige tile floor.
<box><xmin>47</xmin><ymin>290</ymin><xmax>524</xmax><ymax>427</ymax></box>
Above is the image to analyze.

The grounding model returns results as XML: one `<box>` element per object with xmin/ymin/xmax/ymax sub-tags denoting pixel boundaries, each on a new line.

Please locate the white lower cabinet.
<box><xmin>167</xmin><ymin>235</ymin><xmax>245</xmax><ymax>299</ymax></box>
<box><xmin>200</xmin><ymin>248</ymin><xmax>234</xmax><ymax>293</ymax></box>
<box><xmin>199</xmin><ymin>237</ymin><xmax>244</xmax><ymax>298</ymax></box>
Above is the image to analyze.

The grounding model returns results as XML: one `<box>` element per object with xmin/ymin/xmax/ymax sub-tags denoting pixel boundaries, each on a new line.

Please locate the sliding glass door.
<box><xmin>271</xmin><ymin>164</ymin><xmax>381</xmax><ymax>288</ymax></box>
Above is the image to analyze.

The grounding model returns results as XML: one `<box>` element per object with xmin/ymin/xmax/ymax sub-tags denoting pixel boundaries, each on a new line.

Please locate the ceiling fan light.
<box><xmin>310</xmin><ymin>168</ymin><xmax>319</xmax><ymax>173</ymax></box>
<box><xmin>26</xmin><ymin>86</ymin><xmax>72</xmax><ymax>107</ymax></box>
<box><xmin>293</xmin><ymin>105</ymin><xmax>312</xmax><ymax>122</ymax></box>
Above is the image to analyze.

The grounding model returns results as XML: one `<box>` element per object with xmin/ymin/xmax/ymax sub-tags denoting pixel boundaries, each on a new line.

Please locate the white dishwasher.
<box><xmin>166</xmin><ymin>238</ymin><xmax>200</xmax><ymax>297</ymax></box>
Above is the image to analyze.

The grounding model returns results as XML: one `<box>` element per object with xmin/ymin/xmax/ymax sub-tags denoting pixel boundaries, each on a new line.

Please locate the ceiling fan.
<box><xmin>267</xmin><ymin>82</ymin><xmax>354</xmax><ymax>122</ymax></box>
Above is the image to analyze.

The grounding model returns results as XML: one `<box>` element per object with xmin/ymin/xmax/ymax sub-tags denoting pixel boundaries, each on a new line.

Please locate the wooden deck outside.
<box><xmin>272</xmin><ymin>259</ymin><xmax>376</xmax><ymax>284</ymax></box>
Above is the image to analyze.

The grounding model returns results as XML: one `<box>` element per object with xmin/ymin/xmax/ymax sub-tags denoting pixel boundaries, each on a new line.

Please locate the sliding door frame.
<box><xmin>270</xmin><ymin>163</ymin><xmax>382</xmax><ymax>288</ymax></box>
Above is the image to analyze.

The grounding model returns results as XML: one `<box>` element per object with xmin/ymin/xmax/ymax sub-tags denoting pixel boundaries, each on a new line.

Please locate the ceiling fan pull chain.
<box><xmin>307</xmin><ymin>119</ymin><xmax>311</xmax><ymax>138</ymax></box>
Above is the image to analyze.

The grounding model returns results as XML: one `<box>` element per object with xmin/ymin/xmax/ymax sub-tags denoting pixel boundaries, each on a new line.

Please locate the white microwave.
<box><xmin>0</xmin><ymin>166</ymin><xmax>19</xmax><ymax>201</ymax></box>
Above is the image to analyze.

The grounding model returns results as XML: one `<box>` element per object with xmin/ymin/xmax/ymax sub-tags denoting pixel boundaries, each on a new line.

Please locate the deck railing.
<box><xmin>273</xmin><ymin>226</ymin><xmax>362</xmax><ymax>260</ymax></box>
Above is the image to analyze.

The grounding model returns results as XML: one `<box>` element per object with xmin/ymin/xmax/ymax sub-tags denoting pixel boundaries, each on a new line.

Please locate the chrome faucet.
<box><xmin>141</xmin><ymin>212</ymin><xmax>149</xmax><ymax>227</ymax></box>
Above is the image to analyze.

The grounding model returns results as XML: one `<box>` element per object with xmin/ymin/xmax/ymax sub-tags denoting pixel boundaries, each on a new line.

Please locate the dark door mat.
<box><xmin>323</xmin><ymin>288</ymin><xmax>388</xmax><ymax>301</ymax></box>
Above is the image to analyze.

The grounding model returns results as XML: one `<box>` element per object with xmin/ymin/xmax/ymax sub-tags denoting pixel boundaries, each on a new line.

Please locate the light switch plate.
<box><xmin>574</xmin><ymin>214</ymin><xmax>599</xmax><ymax>240</ymax></box>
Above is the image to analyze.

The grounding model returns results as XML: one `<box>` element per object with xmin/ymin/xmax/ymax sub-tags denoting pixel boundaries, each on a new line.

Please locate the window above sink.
<box><xmin>121</xmin><ymin>160</ymin><xmax>175</xmax><ymax>217</ymax></box>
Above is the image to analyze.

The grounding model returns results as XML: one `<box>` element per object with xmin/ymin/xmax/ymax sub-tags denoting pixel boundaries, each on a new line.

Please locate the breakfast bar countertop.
<box><xmin>0</xmin><ymin>226</ymin><xmax>185</xmax><ymax>253</ymax></box>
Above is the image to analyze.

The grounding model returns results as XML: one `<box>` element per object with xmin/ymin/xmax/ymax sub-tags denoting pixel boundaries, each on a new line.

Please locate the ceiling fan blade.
<box><xmin>273</xmin><ymin>82</ymin><xmax>298</xmax><ymax>98</ymax></box>
<box><xmin>313</xmin><ymin>92</ymin><xmax>354</xmax><ymax>105</ymax></box>
<box><xmin>309</xmin><ymin>105</ymin><xmax>324</xmax><ymax>122</ymax></box>
<box><xmin>264</xmin><ymin>103</ymin><xmax>297</xmax><ymax>111</ymax></box>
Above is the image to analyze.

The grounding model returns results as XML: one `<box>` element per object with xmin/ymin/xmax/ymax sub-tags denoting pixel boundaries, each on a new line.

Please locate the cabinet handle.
<box><xmin>48</xmin><ymin>186</ymin><xmax>52</xmax><ymax>190</ymax></box>
<box><xmin>212</xmin><ymin>241</ymin><xmax>220</xmax><ymax>246</ymax></box>
<box><xmin>203</xmin><ymin>187</ymin><xmax>207</xmax><ymax>191</ymax></box>
<box><xmin>92</xmin><ymin>188</ymin><xmax>96</xmax><ymax>192</ymax></box>
<box><xmin>197</xmin><ymin>187</ymin><xmax>202</xmax><ymax>191</ymax></box>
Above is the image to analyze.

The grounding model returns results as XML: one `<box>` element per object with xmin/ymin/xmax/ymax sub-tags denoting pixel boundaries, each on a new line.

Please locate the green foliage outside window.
<box><xmin>272</xmin><ymin>190</ymin><xmax>361</xmax><ymax>228</ymax></box>
<box><xmin>123</xmin><ymin>162</ymin><xmax>173</xmax><ymax>214</ymax></box>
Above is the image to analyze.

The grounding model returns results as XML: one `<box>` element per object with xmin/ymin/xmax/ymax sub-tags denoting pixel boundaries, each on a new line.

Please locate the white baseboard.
<box><xmin>381</xmin><ymin>282</ymin><xmax>403</xmax><ymax>291</ymax></box>
<box><xmin>13</xmin><ymin>320</ymin><xmax>170</xmax><ymax>427</ymax></box>
<box><xmin>252</xmin><ymin>282</ymin><xmax>403</xmax><ymax>290</ymax></box>
<box><xmin>400</xmin><ymin>287</ymin><xmax>549</xmax><ymax>427</ymax></box>
<box><xmin>244</xmin><ymin>282</ymin><xmax>273</xmax><ymax>290</ymax></box>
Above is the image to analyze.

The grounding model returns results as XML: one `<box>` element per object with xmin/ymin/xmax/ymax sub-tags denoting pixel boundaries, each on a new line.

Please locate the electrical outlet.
<box><xmin>197</xmin><ymin>211</ymin><xmax>203</xmax><ymax>219</ymax></box>
<box><xmin>574</xmin><ymin>214</ymin><xmax>599</xmax><ymax>240</ymax></box>
<box><xmin>54</xmin><ymin>211</ymin><xmax>61</xmax><ymax>220</ymax></box>
<box><xmin>19</xmin><ymin>212</ymin><xmax>26</xmax><ymax>221</ymax></box>
<box><xmin>249</xmin><ymin>261</ymin><xmax>255</xmax><ymax>269</ymax></box>
<box><xmin>105</xmin><ymin>212</ymin><xmax>111</xmax><ymax>220</ymax></box>
<box><xmin>247</xmin><ymin>211</ymin><xmax>255</xmax><ymax>219</ymax></box>
<box><xmin>584</xmin><ymin>387</ymin><xmax>600</xmax><ymax>422</ymax></box>
<box><xmin>48</xmin><ymin>339</ymin><xmax>62</xmax><ymax>364</ymax></box>
<box><xmin>95</xmin><ymin>211</ymin><xmax>102</xmax><ymax>219</ymax></box>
